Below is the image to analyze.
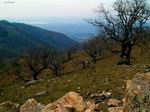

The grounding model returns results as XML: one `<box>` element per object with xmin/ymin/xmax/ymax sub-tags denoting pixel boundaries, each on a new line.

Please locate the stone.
<box><xmin>41</xmin><ymin>92</ymin><xmax>86</xmax><ymax>112</ymax></box>
<box><xmin>20</xmin><ymin>86</ymin><xmax>25</xmax><ymax>89</ymax></box>
<box><xmin>95</xmin><ymin>103</ymin><xmax>103</xmax><ymax>111</ymax></box>
<box><xmin>26</xmin><ymin>80</ymin><xmax>36</xmax><ymax>84</ymax></box>
<box><xmin>91</xmin><ymin>91</ymin><xmax>112</xmax><ymax>99</ymax></box>
<box><xmin>91</xmin><ymin>91</ymin><xmax>112</xmax><ymax>103</ymax></box>
<box><xmin>20</xmin><ymin>98</ymin><xmax>44</xmax><ymax>112</ymax></box>
<box><xmin>85</xmin><ymin>100</ymin><xmax>95</xmax><ymax>112</ymax></box>
<box><xmin>35</xmin><ymin>90</ymin><xmax>47</xmax><ymax>96</ymax></box>
<box><xmin>108</xmin><ymin>107</ymin><xmax>123</xmax><ymax>112</ymax></box>
<box><xmin>104</xmin><ymin>92</ymin><xmax>112</xmax><ymax>98</ymax></box>
<box><xmin>108</xmin><ymin>99</ymin><xmax>122</xmax><ymax>107</ymax></box>
<box><xmin>143</xmin><ymin>64</ymin><xmax>150</xmax><ymax>72</ymax></box>
<box><xmin>96</xmin><ymin>103</ymin><xmax>109</xmax><ymax>112</ymax></box>
<box><xmin>26</xmin><ymin>79</ymin><xmax>43</xmax><ymax>86</ymax></box>
<box><xmin>123</xmin><ymin>73</ymin><xmax>150</xmax><ymax>112</ymax></box>
<box><xmin>0</xmin><ymin>101</ymin><xmax>19</xmax><ymax>112</ymax></box>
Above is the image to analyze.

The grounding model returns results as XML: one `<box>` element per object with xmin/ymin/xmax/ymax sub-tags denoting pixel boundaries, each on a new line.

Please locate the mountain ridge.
<box><xmin>0</xmin><ymin>20</ymin><xmax>78</xmax><ymax>59</ymax></box>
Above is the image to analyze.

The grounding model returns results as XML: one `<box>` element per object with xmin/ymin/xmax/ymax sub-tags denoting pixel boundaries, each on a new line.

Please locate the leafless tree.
<box><xmin>65</xmin><ymin>46</ymin><xmax>78</xmax><ymax>60</ymax></box>
<box><xmin>22</xmin><ymin>47</ymin><xmax>51</xmax><ymax>80</ymax></box>
<box><xmin>10</xmin><ymin>59</ymin><xmax>23</xmax><ymax>81</ymax></box>
<box><xmin>49</xmin><ymin>51</ymin><xmax>66</xmax><ymax>76</ymax></box>
<box><xmin>82</xmin><ymin>36</ymin><xmax>105</xmax><ymax>63</ymax></box>
<box><xmin>91</xmin><ymin>0</ymin><xmax>150</xmax><ymax>65</ymax></box>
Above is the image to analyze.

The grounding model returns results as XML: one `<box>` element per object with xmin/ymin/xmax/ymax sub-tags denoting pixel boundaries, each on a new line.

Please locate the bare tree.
<box><xmin>10</xmin><ymin>59</ymin><xmax>23</xmax><ymax>81</ymax></box>
<box><xmin>49</xmin><ymin>51</ymin><xmax>66</xmax><ymax>76</ymax></box>
<box><xmin>22</xmin><ymin>47</ymin><xmax>51</xmax><ymax>80</ymax></box>
<box><xmin>82</xmin><ymin>36</ymin><xmax>105</xmax><ymax>64</ymax></box>
<box><xmin>91</xmin><ymin>0</ymin><xmax>150</xmax><ymax>65</ymax></box>
<box><xmin>65</xmin><ymin>45</ymin><xmax>78</xmax><ymax>60</ymax></box>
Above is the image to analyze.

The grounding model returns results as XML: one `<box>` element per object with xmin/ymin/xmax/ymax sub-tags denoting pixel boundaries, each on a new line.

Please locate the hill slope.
<box><xmin>1</xmin><ymin>47</ymin><xmax>149</xmax><ymax>105</ymax></box>
<box><xmin>0</xmin><ymin>20</ymin><xmax>78</xmax><ymax>58</ymax></box>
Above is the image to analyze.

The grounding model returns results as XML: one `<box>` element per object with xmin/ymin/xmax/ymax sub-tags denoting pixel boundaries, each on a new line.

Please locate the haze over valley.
<box><xmin>33</xmin><ymin>19</ymin><xmax>97</xmax><ymax>42</ymax></box>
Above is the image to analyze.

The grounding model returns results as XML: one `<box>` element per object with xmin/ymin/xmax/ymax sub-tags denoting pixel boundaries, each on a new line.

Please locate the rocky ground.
<box><xmin>0</xmin><ymin>72</ymin><xmax>149</xmax><ymax>112</ymax></box>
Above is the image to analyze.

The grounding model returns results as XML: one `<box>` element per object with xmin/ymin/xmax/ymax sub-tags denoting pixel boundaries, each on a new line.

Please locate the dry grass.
<box><xmin>0</xmin><ymin>47</ymin><xmax>149</xmax><ymax>104</ymax></box>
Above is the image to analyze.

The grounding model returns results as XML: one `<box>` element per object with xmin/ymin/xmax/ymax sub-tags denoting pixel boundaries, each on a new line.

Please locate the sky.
<box><xmin>0</xmin><ymin>0</ymin><xmax>114</xmax><ymax>22</ymax></box>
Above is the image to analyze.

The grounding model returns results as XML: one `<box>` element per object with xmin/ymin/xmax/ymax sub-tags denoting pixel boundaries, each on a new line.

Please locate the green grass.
<box><xmin>0</xmin><ymin>47</ymin><xmax>150</xmax><ymax>105</ymax></box>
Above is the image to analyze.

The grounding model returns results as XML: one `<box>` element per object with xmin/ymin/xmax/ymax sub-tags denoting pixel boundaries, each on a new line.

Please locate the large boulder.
<box><xmin>123</xmin><ymin>72</ymin><xmax>150</xmax><ymax>112</ymax></box>
<box><xmin>41</xmin><ymin>92</ymin><xmax>86</xmax><ymax>112</ymax></box>
<box><xmin>0</xmin><ymin>101</ymin><xmax>19</xmax><ymax>112</ymax></box>
<box><xmin>20</xmin><ymin>98</ymin><xmax>44</xmax><ymax>112</ymax></box>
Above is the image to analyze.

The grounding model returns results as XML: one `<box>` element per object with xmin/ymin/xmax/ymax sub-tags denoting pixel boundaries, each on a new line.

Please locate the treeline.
<box><xmin>1</xmin><ymin>29</ymin><xmax>150</xmax><ymax>81</ymax></box>
<box><xmin>0</xmin><ymin>34</ymin><xmax>108</xmax><ymax>81</ymax></box>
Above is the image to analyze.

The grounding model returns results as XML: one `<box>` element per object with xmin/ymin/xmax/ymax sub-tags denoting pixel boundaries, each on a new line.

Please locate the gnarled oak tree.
<box><xmin>92</xmin><ymin>0</ymin><xmax>150</xmax><ymax>65</ymax></box>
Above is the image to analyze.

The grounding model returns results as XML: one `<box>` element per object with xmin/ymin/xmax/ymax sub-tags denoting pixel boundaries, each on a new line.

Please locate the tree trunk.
<box><xmin>54</xmin><ymin>69</ymin><xmax>59</xmax><ymax>76</ymax></box>
<box><xmin>91</xmin><ymin>54</ymin><xmax>96</xmax><ymax>64</ymax></box>
<box><xmin>125</xmin><ymin>42</ymin><xmax>132</xmax><ymax>65</ymax></box>
<box><xmin>81</xmin><ymin>61</ymin><xmax>86</xmax><ymax>69</ymax></box>
<box><xmin>55</xmin><ymin>70</ymin><xmax>58</xmax><ymax>76</ymax></box>
<box><xmin>93</xmin><ymin>57</ymin><xmax>96</xmax><ymax>64</ymax></box>
<box><xmin>117</xmin><ymin>42</ymin><xmax>131</xmax><ymax>65</ymax></box>
<box><xmin>67</xmin><ymin>52</ymin><xmax>71</xmax><ymax>60</ymax></box>
<box><xmin>32</xmin><ymin>72</ymin><xmax>38</xmax><ymax>80</ymax></box>
<box><xmin>120</xmin><ymin>43</ymin><xmax>127</xmax><ymax>58</ymax></box>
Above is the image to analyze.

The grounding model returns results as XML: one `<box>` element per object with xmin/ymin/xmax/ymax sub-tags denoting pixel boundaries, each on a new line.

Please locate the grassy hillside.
<box><xmin>0</xmin><ymin>46</ymin><xmax>149</xmax><ymax>104</ymax></box>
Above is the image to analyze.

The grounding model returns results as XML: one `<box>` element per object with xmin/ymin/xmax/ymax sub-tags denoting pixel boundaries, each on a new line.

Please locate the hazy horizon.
<box><xmin>0</xmin><ymin>0</ymin><xmax>115</xmax><ymax>42</ymax></box>
<box><xmin>0</xmin><ymin>0</ymin><xmax>114</xmax><ymax>23</ymax></box>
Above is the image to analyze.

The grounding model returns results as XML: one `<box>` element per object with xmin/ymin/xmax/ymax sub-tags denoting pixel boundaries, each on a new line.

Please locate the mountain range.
<box><xmin>33</xmin><ymin>22</ymin><xmax>97</xmax><ymax>42</ymax></box>
<box><xmin>0</xmin><ymin>20</ymin><xmax>78</xmax><ymax>59</ymax></box>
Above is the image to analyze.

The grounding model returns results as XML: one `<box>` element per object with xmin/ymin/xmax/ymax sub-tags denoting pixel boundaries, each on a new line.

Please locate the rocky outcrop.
<box><xmin>20</xmin><ymin>98</ymin><xmax>44</xmax><ymax>112</ymax></box>
<box><xmin>108</xmin><ymin>99</ymin><xmax>122</xmax><ymax>107</ymax></box>
<box><xmin>123</xmin><ymin>72</ymin><xmax>150</xmax><ymax>112</ymax></box>
<box><xmin>85</xmin><ymin>100</ymin><xmax>95</xmax><ymax>112</ymax></box>
<box><xmin>41</xmin><ymin>92</ymin><xmax>86</xmax><ymax>112</ymax></box>
<box><xmin>0</xmin><ymin>101</ymin><xmax>19</xmax><ymax>112</ymax></box>
<box><xmin>1</xmin><ymin>72</ymin><xmax>149</xmax><ymax>112</ymax></box>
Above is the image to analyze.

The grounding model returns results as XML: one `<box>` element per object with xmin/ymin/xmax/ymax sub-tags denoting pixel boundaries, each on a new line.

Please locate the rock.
<box><xmin>91</xmin><ymin>91</ymin><xmax>112</xmax><ymax>99</ymax></box>
<box><xmin>0</xmin><ymin>101</ymin><xmax>19</xmax><ymax>112</ymax></box>
<box><xmin>94</xmin><ymin>95</ymin><xmax>107</xmax><ymax>104</ymax></box>
<box><xmin>108</xmin><ymin>99</ymin><xmax>122</xmax><ymax>107</ymax></box>
<box><xmin>41</xmin><ymin>92</ymin><xmax>86</xmax><ymax>112</ymax></box>
<box><xmin>35</xmin><ymin>90</ymin><xmax>47</xmax><ymax>96</ymax></box>
<box><xmin>64</xmin><ymin>104</ymin><xmax>75</xmax><ymax>112</ymax></box>
<box><xmin>85</xmin><ymin>100</ymin><xmax>95</xmax><ymax>112</ymax></box>
<box><xmin>108</xmin><ymin>107</ymin><xmax>123</xmax><ymax>112</ymax></box>
<box><xmin>143</xmin><ymin>64</ymin><xmax>150</xmax><ymax>72</ymax></box>
<box><xmin>20</xmin><ymin>98</ymin><xmax>44</xmax><ymax>112</ymax></box>
<box><xmin>77</xmin><ymin>86</ymin><xmax>81</xmax><ymax>92</ymax></box>
<box><xmin>20</xmin><ymin>86</ymin><xmax>25</xmax><ymax>89</ymax></box>
<box><xmin>104</xmin><ymin>92</ymin><xmax>112</xmax><ymax>98</ymax></box>
<box><xmin>26</xmin><ymin>80</ymin><xmax>36</xmax><ymax>84</ymax></box>
<box><xmin>96</xmin><ymin>103</ymin><xmax>109</xmax><ymax>112</ymax></box>
<box><xmin>123</xmin><ymin>72</ymin><xmax>150</xmax><ymax>112</ymax></box>
<box><xmin>91</xmin><ymin>91</ymin><xmax>112</xmax><ymax>103</ymax></box>
<box><xmin>26</xmin><ymin>79</ymin><xmax>43</xmax><ymax>86</ymax></box>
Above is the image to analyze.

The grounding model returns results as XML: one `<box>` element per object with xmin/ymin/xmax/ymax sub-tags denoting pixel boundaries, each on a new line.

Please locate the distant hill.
<box><xmin>0</xmin><ymin>20</ymin><xmax>78</xmax><ymax>58</ymax></box>
<box><xmin>34</xmin><ymin>22</ymin><xmax>97</xmax><ymax>42</ymax></box>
